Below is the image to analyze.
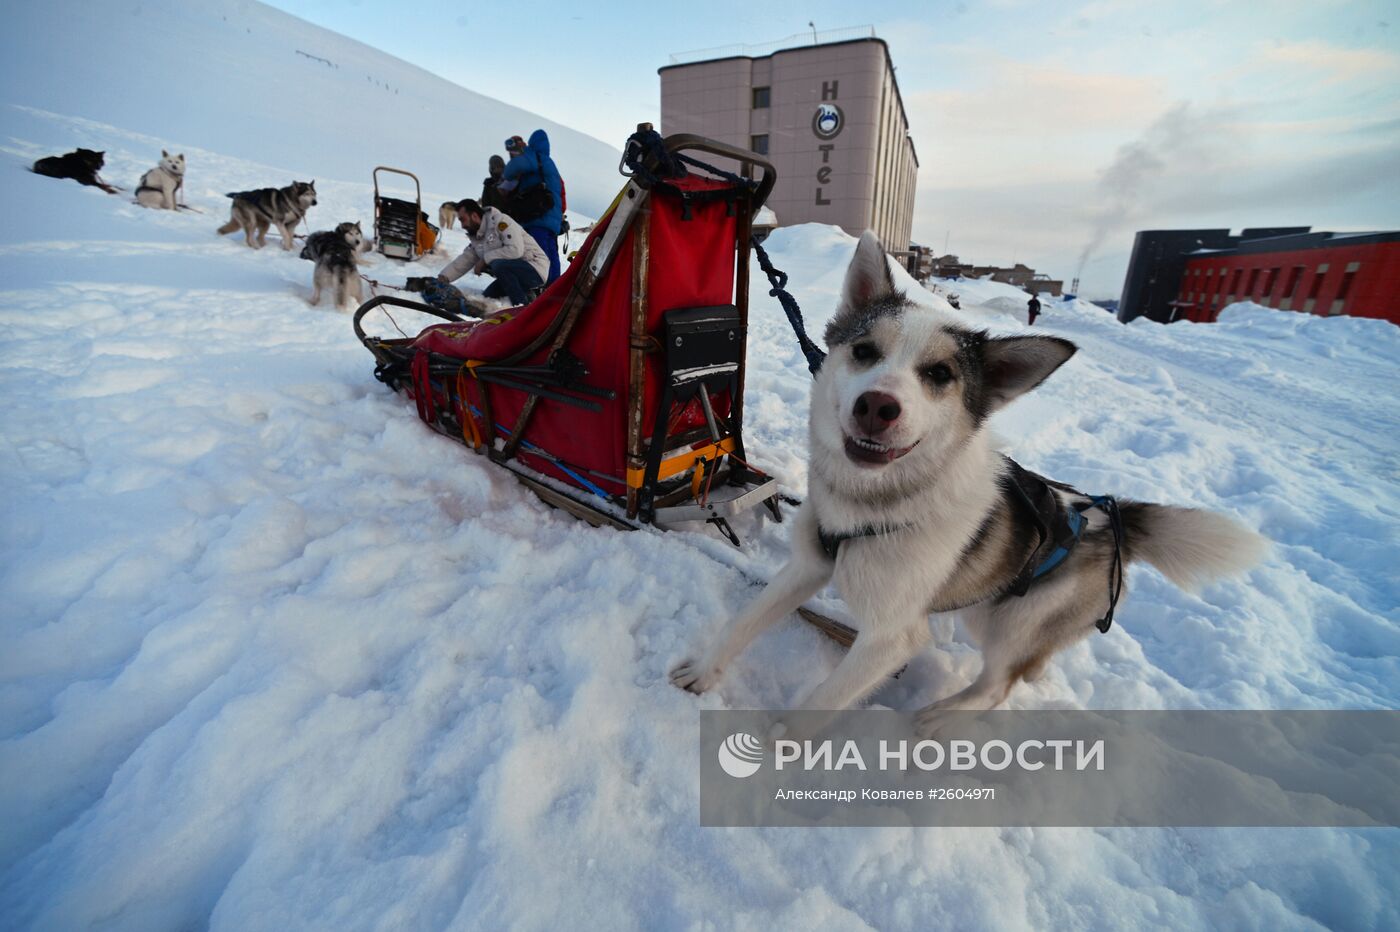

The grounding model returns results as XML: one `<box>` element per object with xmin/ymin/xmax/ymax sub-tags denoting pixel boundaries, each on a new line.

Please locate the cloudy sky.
<box><xmin>268</xmin><ymin>0</ymin><xmax>1398</xmax><ymax>298</ymax></box>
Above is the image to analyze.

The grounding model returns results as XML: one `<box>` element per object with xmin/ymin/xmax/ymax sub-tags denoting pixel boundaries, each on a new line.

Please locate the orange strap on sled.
<box><xmin>456</xmin><ymin>361</ymin><xmax>487</xmax><ymax>450</ymax></box>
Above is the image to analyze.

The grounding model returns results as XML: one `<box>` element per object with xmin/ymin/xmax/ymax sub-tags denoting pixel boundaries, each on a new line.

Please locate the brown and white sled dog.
<box><xmin>217</xmin><ymin>180</ymin><xmax>317</xmax><ymax>249</ymax></box>
<box><xmin>301</xmin><ymin>221</ymin><xmax>365</xmax><ymax>311</ymax></box>
<box><xmin>671</xmin><ymin>231</ymin><xmax>1266</xmax><ymax>734</ymax></box>
<box><xmin>134</xmin><ymin>150</ymin><xmax>185</xmax><ymax>209</ymax></box>
<box><xmin>438</xmin><ymin>201</ymin><xmax>457</xmax><ymax>231</ymax></box>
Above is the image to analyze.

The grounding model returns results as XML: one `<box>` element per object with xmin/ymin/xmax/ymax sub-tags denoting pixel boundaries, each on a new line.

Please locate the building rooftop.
<box><xmin>659</xmin><ymin>30</ymin><xmax>917</xmax><ymax>167</ymax></box>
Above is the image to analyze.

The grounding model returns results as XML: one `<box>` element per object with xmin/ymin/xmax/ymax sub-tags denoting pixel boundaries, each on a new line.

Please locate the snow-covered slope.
<box><xmin>2</xmin><ymin>6</ymin><xmax>1399</xmax><ymax>929</ymax></box>
<box><xmin>0</xmin><ymin>0</ymin><xmax>621</xmax><ymax>218</ymax></box>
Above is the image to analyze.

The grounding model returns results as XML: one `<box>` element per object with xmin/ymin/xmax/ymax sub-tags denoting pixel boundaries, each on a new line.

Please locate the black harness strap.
<box><xmin>1001</xmin><ymin>460</ymin><xmax>1083</xmax><ymax>596</ymax></box>
<box><xmin>1087</xmin><ymin>494</ymin><xmax>1126</xmax><ymax>632</ymax></box>
<box><xmin>817</xmin><ymin>524</ymin><xmax>888</xmax><ymax>560</ymax></box>
<box><xmin>816</xmin><ymin>459</ymin><xmax>1126</xmax><ymax>632</ymax></box>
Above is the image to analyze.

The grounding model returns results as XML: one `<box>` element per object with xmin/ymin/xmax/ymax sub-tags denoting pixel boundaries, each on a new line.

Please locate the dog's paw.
<box><xmin>914</xmin><ymin>704</ymin><xmax>956</xmax><ymax>739</ymax></box>
<box><xmin>669</xmin><ymin>659</ymin><xmax>721</xmax><ymax>694</ymax></box>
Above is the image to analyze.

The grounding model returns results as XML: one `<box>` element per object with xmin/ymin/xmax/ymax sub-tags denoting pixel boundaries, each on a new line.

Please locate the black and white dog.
<box><xmin>301</xmin><ymin>221</ymin><xmax>366</xmax><ymax>311</ymax></box>
<box><xmin>673</xmin><ymin>232</ymin><xmax>1265</xmax><ymax>733</ymax></box>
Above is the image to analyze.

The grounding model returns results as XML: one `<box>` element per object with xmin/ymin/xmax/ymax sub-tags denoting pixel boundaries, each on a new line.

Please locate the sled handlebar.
<box><xmin>373</xmin><ymin>166</ymin><xmax>421</xmax><ymax>205</ymax></box>
<box><xmin>353</xmin><ymin>294</ymin><xmax>466</xmax><ymax>345</ymax></box>
<box><xmin>661</xmin><ymin>134</ymin><xmax>777</xmax><ymax>210</ymax></box>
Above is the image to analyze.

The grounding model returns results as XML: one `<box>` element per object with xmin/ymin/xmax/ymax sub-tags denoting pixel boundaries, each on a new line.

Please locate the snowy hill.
<box><xmin>2</xmin><ymin>6</ymin><xmax>1399</xmax><ymax>930</ymax></box>
<box><xmin>0</xmin><ymin>0</ymin><xmax>621</xmax><ymax>218</ymax></box>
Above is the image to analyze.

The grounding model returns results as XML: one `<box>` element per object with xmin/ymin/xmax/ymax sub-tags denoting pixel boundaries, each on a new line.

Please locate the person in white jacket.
<box><xmin>437</xmin><ymin>199</ymin><xmax>549</xmax><ymax>306</ymax></box>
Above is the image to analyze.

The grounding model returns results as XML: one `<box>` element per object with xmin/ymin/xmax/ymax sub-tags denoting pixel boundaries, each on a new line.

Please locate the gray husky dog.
<box><xmin>217</xmin><ymin>180</ymin><xmax>317</xmax><ymax>249</ymax></box>
<box><xmin>301</xmin><ymin>221</ymin><xmax>366</xmax><ymax>311</ymax></box>
<box><xmin>134</xmin><ymin>150</ymin><xmax>185</xmax><ymax>210</ymax></box>
<box><xmin>672</xmin><ymin>231</ymin><xmax>1265</xmax><ymax>734</ymax></box>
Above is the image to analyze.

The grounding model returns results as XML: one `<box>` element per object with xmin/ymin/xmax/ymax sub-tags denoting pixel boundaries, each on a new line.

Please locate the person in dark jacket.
<box><xmin>1027</xmin><ymin>293</ymin><xmax>1042</xmax><ymax>325</ymax></box>
<box><xmin>480</xmin><ymin>154</ymin><xmax>508</xmax><ymax>212</ymax></box>
<box><xmin>501</xmin><ymin>129</ymin><xmax>563</xmax><ymax>283</ymax></box>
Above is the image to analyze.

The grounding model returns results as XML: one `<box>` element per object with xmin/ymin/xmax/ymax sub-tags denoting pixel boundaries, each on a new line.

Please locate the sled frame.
<box><xmin>374</xmin><ymin>166</ymin><xmax>424</xmax><ymax>261</ymax></box>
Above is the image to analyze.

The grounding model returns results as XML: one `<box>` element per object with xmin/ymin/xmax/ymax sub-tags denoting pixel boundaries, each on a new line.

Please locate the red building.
<box><xmin>1172</xmin><ymin>230</ymin><xmax>1400</xmax><ymax>324</ymax></box>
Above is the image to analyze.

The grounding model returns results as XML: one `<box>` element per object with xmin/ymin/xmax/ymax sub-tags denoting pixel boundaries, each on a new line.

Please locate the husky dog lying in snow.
<box><xmin>134</xmin><ymin>150</ymin><xmax>185</xmax><ymax>210</ymax></box>
<box><xmin>438</xmin><ymin>201</ymin><xmax>457</xmax><ymax>231</ymax></box>
<box><xmin>672</xmin><ymin>232</ymin><xmax>1266</xmax><ymax>733</ymax></box>
<box><xmin>31</xmin><ymin>148</ymin><xmax>118</xmax><ymax>193</ymax></box>
<box><xmin>217</xmin><ymin>180</ymin><xmax>317</xmax><ymax>249</ymax></box>
<box><xmin>301</xmin><ymin>221</ymin><xmax>366</xmax><ymax>311</ymax></box>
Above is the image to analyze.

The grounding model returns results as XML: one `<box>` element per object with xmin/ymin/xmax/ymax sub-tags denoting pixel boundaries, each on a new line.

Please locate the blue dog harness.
<box><xmin>816</xmin><ymin>458</ymin><xmax>1126</xmax><ymax>632</ymax></box>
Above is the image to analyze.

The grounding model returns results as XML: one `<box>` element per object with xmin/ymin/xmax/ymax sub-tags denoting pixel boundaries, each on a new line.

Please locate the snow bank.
<box><xmin>2</xmin><ymin>5</ymin><xmax>1398</xmax><ymax>929</ymax></box>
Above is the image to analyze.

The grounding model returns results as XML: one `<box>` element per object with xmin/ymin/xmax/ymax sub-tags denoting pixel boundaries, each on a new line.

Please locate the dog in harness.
<box><xmin>671</xmin><ymin>231</ymin><xmax>1266</xmax><ymax>734</ymax></box>
<box><xmin>134</xmin><ymin>150</ymin><xmax>185</xmax><ymax>210</ymax></box>
<box><xmin>216</xmin><ymin>180</ymin><xmax>317</xmax><ymax>250</ymax></box>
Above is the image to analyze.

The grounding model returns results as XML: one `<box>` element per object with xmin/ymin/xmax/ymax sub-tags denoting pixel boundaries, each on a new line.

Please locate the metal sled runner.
<box><xmin>354</xmin><ymin>131</ymin><xmax>787</xmax><ymax>546</ymax></box>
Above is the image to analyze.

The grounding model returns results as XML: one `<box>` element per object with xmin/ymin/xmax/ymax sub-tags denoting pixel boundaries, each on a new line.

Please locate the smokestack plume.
<box><xmin>1076</xmin><ymin>103</ymin><xmax>1237</xmax><ymax>281</ymax></box>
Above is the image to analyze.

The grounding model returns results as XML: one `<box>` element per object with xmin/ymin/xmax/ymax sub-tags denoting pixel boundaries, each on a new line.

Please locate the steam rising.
<box><xmin>1077</xmin><ymin>103</ymin><xmax>1238</xmax><ymax>280</ymax></box>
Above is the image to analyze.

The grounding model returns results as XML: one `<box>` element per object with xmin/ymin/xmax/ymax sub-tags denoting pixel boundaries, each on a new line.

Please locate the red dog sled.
<box><xmin>355</xmin><ymin>130</ymin><xmax>790</xmax><ymax>545</ymax></box>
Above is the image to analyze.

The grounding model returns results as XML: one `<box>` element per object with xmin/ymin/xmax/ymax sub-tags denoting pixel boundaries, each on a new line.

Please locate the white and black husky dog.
<box><xmin>134</xmin><ymin>150</ymin><xmax>185</xmax><ymax>210</ymax></box>
<box><xmin>672</xmin><ymin>231</ymin><xmax>1265</xmax><ymax>734</ymax></box>
<box><xmin>301</xmin><ymin>221</ymin><xmax>366</xmax><ymax>311</ymax></box>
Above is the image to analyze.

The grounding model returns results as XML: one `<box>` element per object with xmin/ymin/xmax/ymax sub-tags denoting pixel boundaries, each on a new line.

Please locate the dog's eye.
<box><xmin>851</xmin><ymin>342</ymin><xmax>881</xmax><ymax>363</ymax></box>
<box><xmin>922</xmin><ymin>363</ymin><xmax>954</xmax><ymax>386</ymax></box>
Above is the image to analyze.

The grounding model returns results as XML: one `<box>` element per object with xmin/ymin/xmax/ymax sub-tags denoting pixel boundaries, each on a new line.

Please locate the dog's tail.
<box><xmin>1122</xmin><ymin>503</ymin><xmax>1267</xmax><ymax>593</ymax></box>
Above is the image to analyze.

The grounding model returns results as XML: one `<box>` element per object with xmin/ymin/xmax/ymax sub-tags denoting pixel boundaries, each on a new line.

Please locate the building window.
<box><xmin>1280</xmin><ymin>265</ymin><xmax>1304</xmax><ymax>310</ymax></box>
<box><xmin>751</xmin><ymin>86</ymin><xmax>770</xmax><ymax>109</ymax></box>
<box><xmin>1262</xmin><ymin>267</ymin><xmax>1279</xmax><ymax>299</ymax></box>
<box><xmin>1283</xmin><ymin>266</ymin><xmax>1304</xmax><ymax>297</ymax></box>
<box><xmin>1304</xmin><ymin>264</ymin><xmax>1327</xmax><ymax>314</ymax></box>
<box><xmin>1308</xmin><ymin>266</ymin><xmax>1328</xmax><ymax>300</ymax></box>
<box><xmin>1333</xmin><ymin>263</ymin><xmax>1359</xmax><ymax>315</ymax></box>
<box><xmin>1245</xmin><ymin>268</ymin><xmax>1261</xmax><ymax>297</ymax></box>
<box><xmin>749</xmin><ymin>134</ymin><xmax>769</xmax><ymax>156</ymax></box>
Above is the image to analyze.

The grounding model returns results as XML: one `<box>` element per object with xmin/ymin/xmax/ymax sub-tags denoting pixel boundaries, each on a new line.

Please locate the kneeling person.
<box><xmin>437</xmin><ymin>199</ymin><xmax>548</xmax><ymax>307</ymax></box>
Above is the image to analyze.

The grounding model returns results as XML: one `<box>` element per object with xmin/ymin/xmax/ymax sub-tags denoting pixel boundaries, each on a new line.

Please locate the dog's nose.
<box><xmin>853</xmin><ymin>391</ymin><xmax>901</xmax><ymax>434</ymax></box>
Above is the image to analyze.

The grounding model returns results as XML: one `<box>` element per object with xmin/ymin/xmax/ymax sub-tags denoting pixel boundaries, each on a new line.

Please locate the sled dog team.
<box><xmin>33</xmin><ymin>150</ymin><xmax>1269</xmax><ymax>727</ymax></box>
<box><xmin>33</xmin><ymin>147</ymin><xmax>380</xmax><ymax>312</ymax></box>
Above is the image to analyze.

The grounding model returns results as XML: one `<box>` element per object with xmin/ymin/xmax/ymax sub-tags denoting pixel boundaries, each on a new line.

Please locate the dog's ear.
<box><xmin>841</xmin><ymin>230</ymin><xmax>897</xmax><ymax>309</ymax></box>
<box><xmin>825</xmin><ymin>230</ymin><xmax>905</xmax><ymax>346</ymax></box>
<box><xmin>980</xmin><ymin>335</ymin><xmax>1077</xmax><ymax>411</ymax></box>
<box><xmin>162</xmin><ymin>149</ymin><xmax>168</xmax><ymax>157</ymax></box>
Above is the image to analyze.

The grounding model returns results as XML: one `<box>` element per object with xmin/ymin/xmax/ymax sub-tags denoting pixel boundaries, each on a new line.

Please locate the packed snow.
<box><xmin>2</xmin><ymin>1</ymin><xmax>1398</xmax><ymax>930</ymax></box>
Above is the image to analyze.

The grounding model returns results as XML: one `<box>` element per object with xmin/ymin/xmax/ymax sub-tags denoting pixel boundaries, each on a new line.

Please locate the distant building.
<box><xmin>1119</xmin><ymin>228</ymin><xmax>1400</xmax><ymax>325</ymax></box>
<box><xmin>930</xmin><ymin>255</ymin><xmax>1063</xmax><ymax>296</ymax></box>
<box><xmin>660</xmin><ymin>32</ymin><xmax>918</xmax><ymax>251</ymax></box>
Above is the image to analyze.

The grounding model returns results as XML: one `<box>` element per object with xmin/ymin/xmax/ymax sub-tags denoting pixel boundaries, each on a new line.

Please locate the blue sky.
<box><xmin>266</xmin><ymin>0</ymin><xmax>1399</xmax><ymax>297</ymax></box>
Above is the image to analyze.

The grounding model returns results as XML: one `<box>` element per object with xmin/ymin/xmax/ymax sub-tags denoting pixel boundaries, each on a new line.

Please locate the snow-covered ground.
<box><xmin>3</xmin><ymin>2</ymin><xmax>1398</xmax><ymax>930</ymax></box>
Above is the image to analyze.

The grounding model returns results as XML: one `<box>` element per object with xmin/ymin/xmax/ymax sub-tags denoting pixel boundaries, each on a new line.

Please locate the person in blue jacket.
<box><xmin>501</xmin><ymin>129</ymin><xmax>563</xmax><ymax>283</ymax></box>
